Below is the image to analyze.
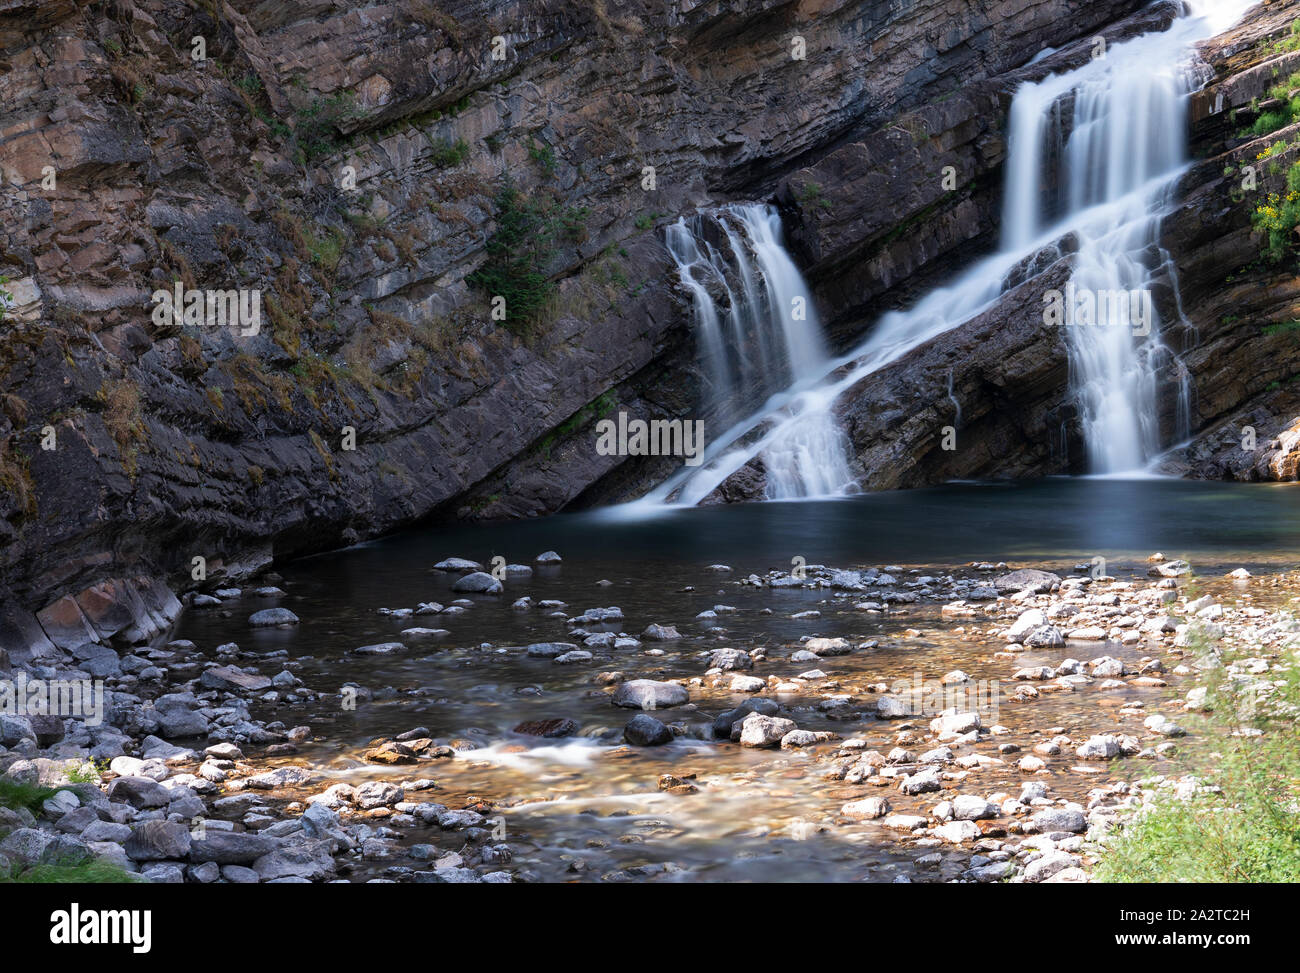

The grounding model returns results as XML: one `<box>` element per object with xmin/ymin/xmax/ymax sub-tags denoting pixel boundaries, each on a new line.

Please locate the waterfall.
<box><xmin>663</xmin><ymin>204</ymin><xmax>852</xmax><ymax>500</ymax></box>
<box><xmin>628</xmin><ymin>0</ymin><xmax>1252</xmax><ymax>513</ymax></box>
<box><xmin>1002</xmin><ymin>0</ymin><xmax>1247</xmax><ymax>472</ymax></box>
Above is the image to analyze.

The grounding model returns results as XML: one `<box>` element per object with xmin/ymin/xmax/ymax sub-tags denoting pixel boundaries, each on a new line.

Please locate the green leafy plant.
<box><xmin>1094</xmin><ymin>628</ymin><xmax>1300</xmax><ymax>882</ymax></box>
<box><xmin>466</xmin><ymin>182</ymin><xmax>588</xmax><ymax>334</ymax></box>
<box><xmin>1262</xmin><ymin>319</ymin><xmax>1300</xmax><ymax>337</ymax></box>
<box><xmin>293</xmin><ymin>92</ymin><xmax>359</xmax><ymax>164</ymax></box>
<box><xmin>430</xmin><ymin>137</ymin><xmax>470</xmax><ymax>168</ymax></box>
<box><xmin>0</xmin><ymin>778</ymin><xmax>58</xmax><ymax>813</ymax></box>
<box><xmin>797</xmin><ymin>181</ymin><xmax>833</xmax><ymax>211</ymax></box>
<box><xmin>2</xmin><ymin>857</ymin><xmax>144</xmax><ymax>884</ymax></box>
<box><xmin>1251</xmin><ymin>159</ymin><xmax>1300</xmax><ymax>261</ymax></box>
<box><xmin>528</xmin><ymin>138</ymin><xmax>558</xmax><ymax>174</ymax></box>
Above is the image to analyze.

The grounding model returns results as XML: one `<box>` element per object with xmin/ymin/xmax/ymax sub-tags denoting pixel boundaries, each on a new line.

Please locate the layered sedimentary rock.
<box><xmin>1151</xmin><ymin>1</ymin><xmax>1300</xmax><ymax>482</ymax></box>
<box><xmin>0</xmin><ymin>0</ymin><xmax>1149</xmax><ymax>649</ymax></box>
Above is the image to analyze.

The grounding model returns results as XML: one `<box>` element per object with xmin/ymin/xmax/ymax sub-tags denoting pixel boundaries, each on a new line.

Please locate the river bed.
<box><xmin>170</xmin><ymin>478</ymin><xmax>1300</xmax><ymax>881</ymax></box>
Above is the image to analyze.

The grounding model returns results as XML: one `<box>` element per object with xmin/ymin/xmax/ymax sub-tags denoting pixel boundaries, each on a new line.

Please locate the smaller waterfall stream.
<box><xmin>663</xmin><ymin>204</ymin><xmax>852</xmax><ymax>501</ymax></box>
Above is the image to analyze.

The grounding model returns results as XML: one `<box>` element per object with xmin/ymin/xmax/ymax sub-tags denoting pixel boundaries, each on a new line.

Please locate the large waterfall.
<box><xmin>638</xmin><ymin>0</ymin><xmax>1251</xmax><ymax>511</ymax></box>
<box><xmin>1000</xmin><ymin>2</ymin><xmax>1241</xmax><ymax>472</ymax></box>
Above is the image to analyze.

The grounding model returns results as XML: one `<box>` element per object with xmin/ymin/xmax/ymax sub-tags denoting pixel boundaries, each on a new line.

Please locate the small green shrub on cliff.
<box><xmin>1266</xmin><ymin>19</ymin><xmax>1300</xmax><ymax>57</ymax></box>
<box><xmin>528</xmin><ymin>138</ymin><xmax>558</xmax><ymax>174</ymax></box>
<box><xmin>467</xmin><ymin>182</ymin><xmax>588</xmax><ymax>333</ymax></box>
<box><xmin>430</xmin><ymin>137</ymin><xmax>470</xmax><ymax>168</ymax></box>
<box><xmin>0</xmin><ymin>274</ymin><xmax>11</xmax><ymax>322</ymax></box>
<box><xmin>1251</xmin><ymin>160</ymin><xmax>1300</xmax><ymax>261</ymax></box>
<box><xmin>1262</xmin><ymin>319</ymin><xmax>1300</xmax><ymax>338</ymax></box>
<box><xmin>1241</xmin><ymin>73</ymin><xmax>1300</xmax><ymax>138</ymax></box>
<box><xmin>1094</xmin><ymin>632</ymin><xmax>1300</xmax><ymax>883</ymax></box>
<box><xmin>796</xmin><ymin>181</ymin><xmax>833</xmax><ymax>211</ymax></box>
<box><xmin>294</xmin><ymin>92</ymin><xmax>359</xmax><ymax>164</ymax></box>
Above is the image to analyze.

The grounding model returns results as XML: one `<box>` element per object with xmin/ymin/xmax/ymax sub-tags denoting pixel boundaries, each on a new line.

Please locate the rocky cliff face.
<box><xmin>1152</xmin><ymin>0</ymin><xmax>1300</xmax><ymax>482</ymax></box>
<box><xmin>0</xmin><ymin>0</ymin><xmax>1157</xmax><ymax>652</ymax></box>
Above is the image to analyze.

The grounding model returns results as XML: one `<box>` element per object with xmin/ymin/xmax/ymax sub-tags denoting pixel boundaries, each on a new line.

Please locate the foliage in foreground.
<box><xmin>0</xmin><ymin>778</ymin><xmax>59</xmax><ymax>814</ymax></box>
<box><xmin>1094</xmin><ymin>627</ymin><xmax>1300</xmax><ymax>882</ymax></box>
<box><xmin>1</xmin><ymin>858</ymin><xmax>143</xmax><ymax>884</ymax></box>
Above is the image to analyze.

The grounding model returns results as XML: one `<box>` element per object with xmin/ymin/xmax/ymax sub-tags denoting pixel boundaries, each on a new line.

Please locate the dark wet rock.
<box><xmin>535</xmin><ymin>551</ymin><xmax>562</xmax><ymax>564</ymax></box>
<box><xmin>190</xmin><ymin>831</ymin><xmax>281</xmax><ymax>865</ymax></box>
<box><xmin>353</xmin><ymin>642</ymin><xmax>407</xmax><ymax>656</ymax></box>
<box><xmin>713</xmin><ymin>698</ymin><xmax>782</xmax><ymax>738</ymax></box>
<box><xmin>253</xmin><ymin>839</ymin><xmax>337</xmax><ymax>882</ymax></box>
<box><xmin>623</xmin><ymin>713</ymin><xmax>673</xmax><ymax>746</ymax></box>
<box><xmin>199</xmin><ymin>665</ymin><xmax>273</xmax><ymax>693</ymax></box>
<box><xmin>512</xmin><ymin>718</ymin><xmax>580</xmax><ymax>738</ymax></box>
<box><xmin>434</xmin><ymin>558</ymin><xmax>482</xmax><ymax>572</ymax></box>
<box><xmin>451</xmin><ymin>572</ymin><xmax>504</xmax><ymax>594</ymax></box>
<box><xmin>106</xmin><ymin>776</ymin><xmax>171</xmax><ymax>809</ymax></box>
<box><xmin>525</xmin><ymin>642</ymin><xmax>578</xmax><ymax>658</ymax></box>
<box><xmin>574</xmin><ymin>607</ymin><xmax>624</xmax><ymax>625</ymax></box>
<box><xmin>642</xmin><ymin>624</ymin><xmax>682</xmax><ymax>641</ymax></box>
<box><xmin>611</xmin><ymin>679</ymin><xmax>689</xmax><ymax>710</ymax></box>
<box><xmin>249</xmin><ymin>608</ymin><xmax>299</xmax><ymax>627</ymax></box>
<box><xmin>124</xmin><ymin>821</ymin><xmax>192</xmax><ymax>862</ymax></box>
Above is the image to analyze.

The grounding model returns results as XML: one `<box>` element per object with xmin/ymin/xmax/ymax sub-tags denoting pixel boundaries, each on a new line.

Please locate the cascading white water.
<box><xmin>664</xmin><ymin>203</ymin><xmax>852</xmax><ymax>500</ymax></box>
<box><xmin>628</xmin><ymin>0</ymin><xmax>1253</xmax><ymax>513</ymax></box>
<box><xmin>1001</xmin><ymin>1</ymin><xmax>1244</xmax><ymax>472</ymax></box>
